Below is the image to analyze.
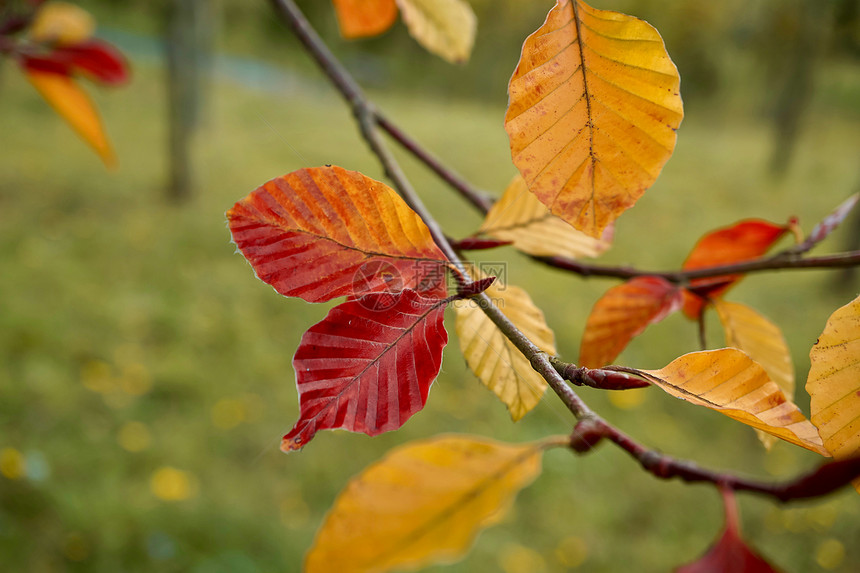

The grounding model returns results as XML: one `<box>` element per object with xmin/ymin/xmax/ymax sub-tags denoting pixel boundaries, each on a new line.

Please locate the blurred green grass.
<box><xmin>1</xmin><ymin>44</ymin><xmax>859</xmax><ymax>573</ymax></box>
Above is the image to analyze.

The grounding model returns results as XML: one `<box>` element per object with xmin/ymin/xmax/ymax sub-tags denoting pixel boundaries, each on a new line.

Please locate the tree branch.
<box><xmin>268</xmin><ymin>0</ymin><xmax>860</xmax><ymax>501</ymax></box>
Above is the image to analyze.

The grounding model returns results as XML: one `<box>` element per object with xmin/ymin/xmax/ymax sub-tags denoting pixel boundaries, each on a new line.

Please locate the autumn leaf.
<box><xmin>681</xmin><ymin>219</ymin><xmax>793</xmax><ymax>319</ymax></box>
<box><xmin>677</xmin><ymin>488</ymin><xmax>781</xmax><ymax>573</ymax></box>
<box><xmin>454</xmin><ymin>280</ymin><xmax>556</xmax><ymax>421</ymax></box>
<box><xmin>282</xmin><ymin>289</ymin><xmax>448</xmax><ymax>452</ymax></box>
<box><xmin>715</xmin><ymin>300</ymin><xmax>794</xmax><ymax>450</ymax></box>
<box><xmin>28</xmin><ymin>1</ymin><xmax>95</xmax><ymax>45</ymax></box>
<box><xmin>331</xmin><ymin>0</ymin><xmax>398</xmax><ymax>39</ymax></box>
<box><xmin>807</xmin><ymin>294</ymin><xmax>860</xmax><ymax>492</ymax></box>
<box><xmin>579</xmin><ymin>276</ymin><xmax>683</xmax><ymax>368</ymax></box>
<box><xmin>395</xmin><ymin>0</ymin><xmax>477</xmax><ymax>64</ymax></box>
<box><xmin>24</xmin><ymin>69</ymin><xmax>116</xmax><ymax>166</ymax></box>
<box><xmin>478</xmin><ymin>174</ymin><xmax>612</xmax><ymax>259</ymax></box>
<box><xmin>640</xmin><ymin>349</ymin><xmax>827</xmax><ymax>455</ymax></box>
<box><xmin>505</xmin><ymin>0</ymin><xmax>683</xmax><ymax>238</ymax></box>
<box><xmin>305</xmin><ymin>434</ymin><xmax>545</xmax><ymax>572</ymax></box>
<box><xmin>23</xmin><ymin>40</ymin><xmax>129</xmax><ymax>86</ymax></box>
<box><xmin>227</xmin><ymin>166</ymin><xmax>449</xmax><ymax>304</ymax></box>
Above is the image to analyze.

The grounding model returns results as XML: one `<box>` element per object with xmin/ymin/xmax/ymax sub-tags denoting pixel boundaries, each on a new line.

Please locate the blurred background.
<box><xmin>1</xmin><ymin>0</ymin><xmax>859</xmax><ymax>571</ymax></box>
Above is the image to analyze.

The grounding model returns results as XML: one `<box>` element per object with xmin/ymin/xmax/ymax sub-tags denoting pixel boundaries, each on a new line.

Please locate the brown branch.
<box><xmin>571</xmin><ymin>418</ymin><xmax>860</xmax><ymax>502</ymax></box>
<box><xmin>268</xmin><ymin>0</ymin><xmax>860</xmax><ymax>502</ymax></box>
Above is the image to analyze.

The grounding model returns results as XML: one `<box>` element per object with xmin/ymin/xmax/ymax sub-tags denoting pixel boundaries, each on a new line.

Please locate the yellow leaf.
<box><xmin>305</xmin><ymin>435</ymin><xmax>545</xmax><ymax>573</ymax></box>
<box><xmin>26</xmin><ymin>70</ymin><xmax>116</xmax><ymax>167</ymax></box>
<box><xmin>454</xmin><ymin>280</ymin><xmax>556</xmax><ymax>421</ymax></box>
<box><xmin>331</xmin><ymin>0</ymin><xmax>398</xmax><ymax>39</ymax></box>
<box><xmin>29</xmin><ymin>1</ymin><xmax>95</xmax><ymax>45</ymax></box>
<box><xmin>505</xmin><ymin>0</ymin><xmax>683</xmax><ymax>238</ymax></box>
<box><xmin>807</xmin><ymin>295</ymin><xmax>860</xmax><ymax>492</ymax></box>
<box><xmin>642</xmin><ymin>349</ymin><xmax>828</xmax><ymax>455</ymax></box>
<box><xmin>395</xmin><ymin>0</ymin><xmax>477</xmax><ymax>64</ymax></box>
<box><xmin>715</xmin><ymin>299</ymin><xmax>795</xmax><ymax>450</ymax></box>
<box><xmin>479</xmin><ymin>174</ymin><xmax>612</xmax><ymax>259</ymax></box>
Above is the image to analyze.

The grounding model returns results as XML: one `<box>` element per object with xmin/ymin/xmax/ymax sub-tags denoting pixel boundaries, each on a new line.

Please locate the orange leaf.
<box><xmin>681</xmin><ymin>219</ymin><xmax>792</xmax><ymax>318</ymax></box>
<box><xmin>25</xmin><ymin>69</ymin><xmax>116</xmax><ymax>167</ymax></box>
<box><xmin>641</xmin><ymin>349</ymin><xmax>828</xmax><ymax>455</ymax></box>
<box><xmin>579</xmin><ymin>276</ymin><xmax>682</xmax><ymax>368</ymax></box>
<box><xmin>227</xmin><ymin>166</ymin><xmax>449</xmax><ymax>303</ymax></box>
<box><xmin>332</xmin><ymin>0</ymin><xmax>398</xmax><ymax>39</ymax></box>
<box><xmin>505</xmin><ymin>0</ymin><xmax>683</xmax><ymax>238</ymax></box>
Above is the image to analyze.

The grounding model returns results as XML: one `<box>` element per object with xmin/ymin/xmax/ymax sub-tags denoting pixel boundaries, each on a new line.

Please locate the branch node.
<box><xmin>570</xmin><ymin>418</ymin><xmax>606</xmax><ymax>453</ymax></box>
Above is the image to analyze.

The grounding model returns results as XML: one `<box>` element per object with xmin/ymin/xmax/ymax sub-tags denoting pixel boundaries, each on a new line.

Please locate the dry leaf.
<box><xmin>642</xmin><ymin>349</ymin><xmax>828</xmax><ymax>455</ymax></box>
<box><xmin>395</xmin><ymin>0</ymin><xmax>477</xmax><ymax>63</ymax></box>
<box><xmin>807</xmin><ymin>295</ymin><xmax>860</xmax><ymax>492</ymax></box>
<box><xmin>479</xmin><ymin>174</ymin><xmax>612</xmax><ymax>259</ymax></box>
<box><xmin>305</xmin><ymin>435</ymin><xmax>544</xmax><ymax>572</ymax></box>
<box><xmin>454</xmin><ymin>281</ymin><xmax>556</xmax><ymax>421</ymax></box>
<box><xmin>505</xmin><ymin>0</ymin><xmax>683</xmax><ymax>237</ymax></box>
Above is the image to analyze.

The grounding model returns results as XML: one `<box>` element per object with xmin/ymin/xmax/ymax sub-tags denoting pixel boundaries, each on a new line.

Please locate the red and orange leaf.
<box><xmin>641</xmin><ymin>349</ymin><xmax>828</xmax><ymax>455</ymax></box>
<box><xmin>332</xmin><ymin>0</ymin><xmax>398</xmax><ymax>39</ymax></box>
<box><xmin>282</xmin><ymin>289</ymin><xmax>448</xmax><ymax>452</ymax></box>
<box><xmin>505</xmin><ymin>0</ymin><xmax>683</xmax><ymax>238</ymax></box>
<box><xmin>24</xmin><ymin>69</ymin><xmax>116</xmax><ymax>166</ymax></box>
<box><xmin>681</xmin><ymin>219</ymin><xmax>792</xmax><ymax>318</ymax></box>
<box><xmin>227</xmin><ymin>166</ymin><xmax>449</xmax><ymax>303</ymax></box>
<box><xmin>579</xmin><ymin>276</ymin><xmax>682</xmax><ymax>368</ymax></box>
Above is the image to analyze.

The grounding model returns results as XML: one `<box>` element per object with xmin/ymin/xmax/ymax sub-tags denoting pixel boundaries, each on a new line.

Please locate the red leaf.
<box><xmin>282</xmin><ymin>289</ymin><xmax>448</xmax><ymax>451</ymax></box>
<box><xmin>677</xmin><ymin>489</ymin><xmax>781</xmax><ymax>573</ymax></box>
<box><xmin>228</xmin><ymin>166</ymin><xmax>449</xmax><ymax>303</ymax></box>
<box><xmin>579</xmin><ymin>276</ymin><xmax>683</xmax><ymax>368</ymax></box>
<box><xmin>21</xmin><ymin>40</ymin><xmax>129</xmax><ymax>85</ymax></box>
<box><xmin>681</xmin><ymin>219</ymin><xmax>792</xmax><ymax>318</ymax></box>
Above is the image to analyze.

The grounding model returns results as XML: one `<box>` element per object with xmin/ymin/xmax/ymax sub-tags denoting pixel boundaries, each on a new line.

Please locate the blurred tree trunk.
<box><xmin>768</xmin><ymin>0</ymin><xmax>833</xmax><ymax>176</ymax></box>
<box><xmin>166</xmin><ymin>0</ymin><xmax>213</xmax><ymax>202</ymax></box>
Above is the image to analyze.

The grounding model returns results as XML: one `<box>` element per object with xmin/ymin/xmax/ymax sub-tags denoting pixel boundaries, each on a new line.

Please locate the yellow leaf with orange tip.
<box><xmin>641</xmin><ymin>349</ymin><xmax>828</xmax><ymax>455</ymax></box>
<box><xmin>479</xmin><ymin>174</ymin><xmax>612</xmax><ymax>259</ymax></box>
<box><xmin>807</xmin><ymin>295</ymin><xmax>860</xmax><ymax>493</ymax></box>
<box><xmin>331</xmin><ymin>0</ymin><xmax>398</xmax><ymax>39</ymax></box>
<box><xmin>29</xmin><ymin>1</ymin><xmax>95</xmax><ymax>45</ymax></box>
<box><xmin>305</xmin><ymin>435</ymin><xmax>546</xmax><ymax>573</ymax></box>
<box><xmin>26</xmin><ymin>70</ymin><xmax>116</xmax><ymax>167</ymax></box>
<box><xmin>395</xmin><ymin>0</ymin><xmax>476</xmax><ymax>64</ymax></box>
<box><xmin>454</xmin><ymin>280</ymin><xmax>556</xmax><ymax>421</ymax></box>
<box><xmin>505</xmin><ymin>0</ymin><xmax>683</xmax><ymax>238</ymax></box>
<box><xmin>715</xmin><ymin>299</ymin><xmax>795</xmax><ymax>450</ymax></box>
